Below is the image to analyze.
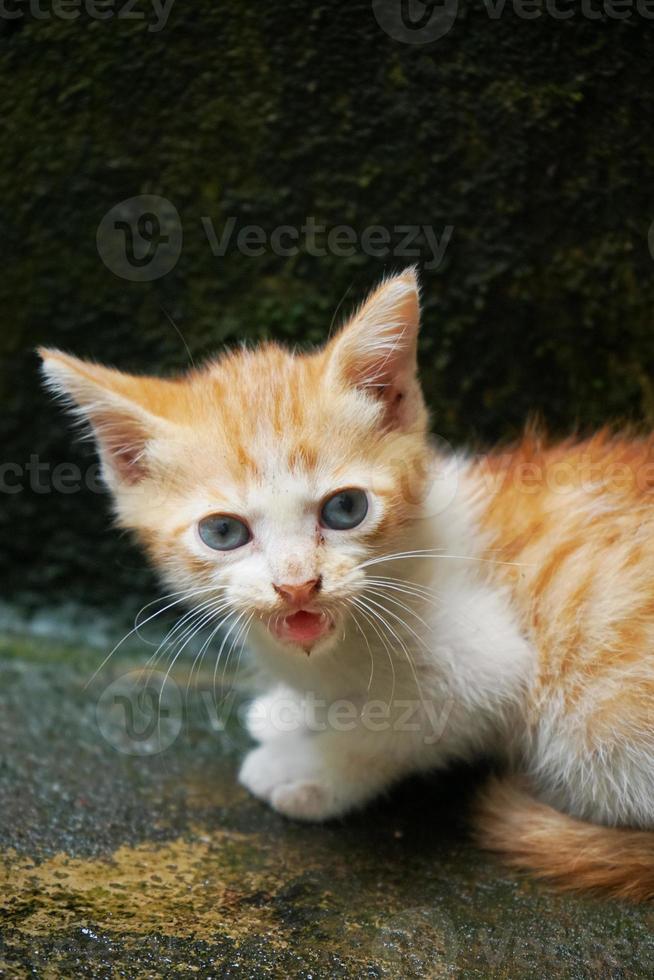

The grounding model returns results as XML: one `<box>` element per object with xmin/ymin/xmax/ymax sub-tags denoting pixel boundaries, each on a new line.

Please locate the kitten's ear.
<box><xmin>38</xmin><ymin>348</ymin><xmax>177</xmax><ymax>490</ymax></box>
<box><xmin>326</xmin><ymin>267</ymin><xmax>424</xmax><ymax>429</ymax></box>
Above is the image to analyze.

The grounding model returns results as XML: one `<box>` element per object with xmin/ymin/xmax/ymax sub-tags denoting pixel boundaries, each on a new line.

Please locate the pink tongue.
<box><xmin>284</xmin><ymin>610</ymin><xmax>325</xmax><ymax>643</ymax></box>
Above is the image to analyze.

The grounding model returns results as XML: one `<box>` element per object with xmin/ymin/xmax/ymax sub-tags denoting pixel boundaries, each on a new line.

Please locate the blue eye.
<box><xmin>320</xmin><ymin>489</ymin><xmax>368</xmax><ymax>530</ymax></box>
<box><xmin>199</xmin><ymin>514</ymin><xmax>251</xmax><ymax>551</ymax></box>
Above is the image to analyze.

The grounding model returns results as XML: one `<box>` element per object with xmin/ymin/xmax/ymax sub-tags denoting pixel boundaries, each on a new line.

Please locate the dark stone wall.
<box><xmin>2</xmin><ymin>2</ymin><xmax>654</xmax><ymax>613</ymax></box>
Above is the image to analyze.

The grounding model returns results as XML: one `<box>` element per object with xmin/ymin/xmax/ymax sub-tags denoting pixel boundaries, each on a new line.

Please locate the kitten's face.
<box><xmin>41</xmin><ymin>270</ymin><xmax>429</xmax><ymax>655</ymax></box>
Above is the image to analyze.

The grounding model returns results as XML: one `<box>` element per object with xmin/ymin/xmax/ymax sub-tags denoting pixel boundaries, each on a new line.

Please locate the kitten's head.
<box><xmin>40</xmin><ymin>269</ymin><xmax>432</xmax><ymax>655</ymax></box>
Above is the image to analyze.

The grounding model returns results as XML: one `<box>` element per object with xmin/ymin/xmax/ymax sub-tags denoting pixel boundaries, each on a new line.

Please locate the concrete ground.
<box><xmin>1</xmin><ymin>632</ymin><xmax>653</xmax><ymax>979</ymax></box>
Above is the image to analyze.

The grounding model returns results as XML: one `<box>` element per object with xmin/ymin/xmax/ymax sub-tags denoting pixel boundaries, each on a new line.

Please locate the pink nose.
<box><xmin>273</xmin><ymin>578</ymin><xmax>321</xmax><ymax>607</ymax></box>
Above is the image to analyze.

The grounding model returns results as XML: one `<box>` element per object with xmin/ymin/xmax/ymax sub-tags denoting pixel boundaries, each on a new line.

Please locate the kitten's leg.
<box><xmin>531</xmin><ymin>715</ymin><xmax>654</xmax><ymax>829</ymax></box>
<box><xmin>239</xmin><ymin>725</ymin><xmax>436</xmax><ymax>821</ymax></box>
<box><xmin>244</xmin><ymin>685</ymin><xmax>306</xmax><ymax>743</ymax></box>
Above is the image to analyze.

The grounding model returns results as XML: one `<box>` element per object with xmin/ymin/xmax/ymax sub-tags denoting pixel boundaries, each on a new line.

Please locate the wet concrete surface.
<box><xmin>1</xmin><ymin>632</ymin><xmax>653</xmax><ymax>979</ymax></box>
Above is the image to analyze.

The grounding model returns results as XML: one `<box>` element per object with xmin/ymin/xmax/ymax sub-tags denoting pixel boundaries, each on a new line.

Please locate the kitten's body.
<box><xmin>41</xmin><ymin>270</ymin><xmax>654</xmax><ymax>900</ymax></box>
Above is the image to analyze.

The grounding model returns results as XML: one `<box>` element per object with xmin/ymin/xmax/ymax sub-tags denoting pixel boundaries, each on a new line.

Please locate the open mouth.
<box><xmin>270</xmin><ymin>609</ymin><xmax>334</xmax><ymax>649</ymax></box>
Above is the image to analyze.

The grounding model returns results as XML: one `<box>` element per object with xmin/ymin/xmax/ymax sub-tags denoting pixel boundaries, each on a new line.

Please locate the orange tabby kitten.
<box><xmin>40</xmin><ymin>269</ymin><xmax>654</xmax><ymax>900</ymax></box>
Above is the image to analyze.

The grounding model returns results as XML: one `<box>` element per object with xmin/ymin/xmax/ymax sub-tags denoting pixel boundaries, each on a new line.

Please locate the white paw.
<box><xmin>239</xmin><ymin>735</ymin><xmax>378</xmax><ymax>820</ymax></box>
<box><xmin>270</xmin><ymin>780</ymin><xmax>336</xmax><ymax>821</ymax></box>
<box><xmin>238</xmin><ymin>740</ymin><xmax>312</xmax><ymax>802</ymax></box>
<box><xmin>238</xmin><ymin>740</ymin><xmax>347</xmax><ymax>821</ymax></box>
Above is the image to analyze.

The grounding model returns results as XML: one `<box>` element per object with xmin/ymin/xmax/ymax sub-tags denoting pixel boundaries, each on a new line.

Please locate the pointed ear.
<box><xmin>38</xmin><ymin>348</ymin><xmax>177</xmax><ymax>490</ymax></box>
<box><xmin>326</xmin><ymin>267</ymin><xmax>424</xmax><ymax>429</ymax></box>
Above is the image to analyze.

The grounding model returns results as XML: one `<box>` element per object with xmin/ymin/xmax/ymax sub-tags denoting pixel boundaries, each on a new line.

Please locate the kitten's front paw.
<box><xmin>238</xmin><ymin>740</ymin><xmax>349</xmax><ymax>821</ymax></box>
<box><xmin>269</xmin><ymin>780</ymin><xmax>334</xmax><ymax>821</ymax></box>
<box><xmin>239</xmin><ymin>743</ymin><xmax>292</xmax><ymax>801</ymax></box>
<box><xmin>238</xmin><ymin>740</ymin><xmax>312</xmax><ymax>803</ymax></box>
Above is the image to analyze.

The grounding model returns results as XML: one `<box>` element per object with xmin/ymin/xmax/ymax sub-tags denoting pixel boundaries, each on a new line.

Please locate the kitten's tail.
<box><xmin>473</xmin><ymin>775</ymin><xmax>654</xmax><ymax>901</ymax></box>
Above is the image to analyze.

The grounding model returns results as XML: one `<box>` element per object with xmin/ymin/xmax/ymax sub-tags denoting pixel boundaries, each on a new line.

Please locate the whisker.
<box><xmin>84</xmin><ymin>586</ymin><xmax>218</xmax><ymax>689</ymax></box>
<box><xmin>369</xmin><ymin>571</ymin><xmax>521</xmax><ymax>647</ymax></box>
<box><xmin>360</xmin><ymin>593</ymin><xmax>429</xmax><ymax>652</ymax></box>
<box><xmin>187</xmin><ymin>617</ymin><xmax>227</xmax><ymax>702</ymax></box>
<box><xmin>159</xmin><ymin>605</ymin><xmax>234</xmax><ymax>714</ymax></box>
<box><xmin>355</xmin><ymin>594</ymin><xmax>429</xmax><ymax>708</ymax></box>
<box><xmin>215</xmin><ymin>612</ymin><xmax>255</xmax><ymax>719</ymax></box>
<box><xmin>365</xmin><ymin>573</ymin><xmax>507</xmax><ymax>645</ymax></box>
<box><xmin>349</xmin><ymin>605</ymin><xmax>375</xmax><ymax>692</ymax></box>
<box><xmin>351</xmin><ymin>596</ymin><xmax>397</xmax><ymax>705</ymax></box>
<box><xmin>220</xmin><ymin>611</ymin><xmax>254</xmax><ymax>696</ymax></box>
<box><xmin>183</xmin><ymin>601</ymin><xmax>236</xmax><ymax>698</ymax></box>
<box><xmin>365</xmin><ymin>574</ymin><xmax>441</xmax><ymax>599</ymax></box>
<box><xmin>145</xmin><ymin>597</ymin><xmax>231</xmax><ymax>678</ymax></box>
<box><xmin>159</xmin><ymin>604</ymin><xmax>229</xmax><ymax>691</ymax></box>
<box><xmin>360</xmin><ymin>550</ymin><xmax>533</xmax><ymax>570</ymax></box>
<box><xmin>365</xmin><ymin>579</ymin><xmax>443</xmax><ymax>610</ymax></box>
<box><xmin>363</xmin><ymin>585</ymin><xmax>433</xmax><ymax>631</ymax></box>
<box><xmin>134</xmin><ymin>585</ymin><xmax>221</xmax><ymax>644</ymax></box>
<box><xmin>212</xmin><ymin>610</ymin><xmax>248</xmax><ymax>706</ymax></box>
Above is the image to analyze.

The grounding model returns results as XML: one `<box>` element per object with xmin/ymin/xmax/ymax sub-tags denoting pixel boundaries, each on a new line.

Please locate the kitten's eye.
<box><xmin>320</xmin><ymin>489</ymin><xmax>368</xmax><ymax>530</ymax></box>
<box><xmin>198</xmin><ymin>514</ymin><xmax>251</xmax><ymax>551</ymax></box>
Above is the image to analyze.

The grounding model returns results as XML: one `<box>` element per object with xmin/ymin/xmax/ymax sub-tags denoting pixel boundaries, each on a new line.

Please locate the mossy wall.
<box><xmin>2</xmin><ymin>3</ymin><xmax>654</xmax><ymax>613</ymax></box>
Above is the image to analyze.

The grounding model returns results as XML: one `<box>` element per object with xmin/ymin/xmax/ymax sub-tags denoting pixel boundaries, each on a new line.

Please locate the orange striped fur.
<box><xmin>470</xmin><ymin>430</ymin><xmax>654</xmax><ymax>899</ymax></box>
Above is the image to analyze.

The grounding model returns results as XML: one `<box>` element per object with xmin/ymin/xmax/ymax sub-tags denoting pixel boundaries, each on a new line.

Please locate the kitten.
<box><xmin>40</xmin><ymin>268</ymin><xmax>654</xmax><ymax>900</ymax></box>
